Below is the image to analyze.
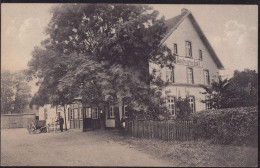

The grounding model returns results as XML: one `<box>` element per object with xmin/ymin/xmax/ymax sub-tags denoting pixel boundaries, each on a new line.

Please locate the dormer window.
<box><xmin>185</xmin><ymin>41</ymin><xmax>192</xmax><ymax>57</ymax></box>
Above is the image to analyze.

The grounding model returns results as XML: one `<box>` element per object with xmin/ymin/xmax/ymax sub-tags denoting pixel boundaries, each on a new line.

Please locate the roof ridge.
<box><xmin>160</xmin><ymin>11</ymin><xmax>191</xmax><ymax>45</ymax></box>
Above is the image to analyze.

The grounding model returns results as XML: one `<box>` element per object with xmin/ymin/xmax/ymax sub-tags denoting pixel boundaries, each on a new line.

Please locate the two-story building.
<box><xmin>40</xmin><ymin>8</ymin><xmax>224</xmax><ymax>131</ymax></box>
<box><xmin>150</xmin><ymin>8</ymin><xmax>224</xmax><ymax>115</ymax></box>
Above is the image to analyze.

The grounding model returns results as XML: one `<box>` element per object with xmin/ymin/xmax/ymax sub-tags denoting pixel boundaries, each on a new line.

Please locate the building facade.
<box><xmin>150</xmin><ymin>8</ymin><xmax>224</xmax><ymax>115</ymax></box>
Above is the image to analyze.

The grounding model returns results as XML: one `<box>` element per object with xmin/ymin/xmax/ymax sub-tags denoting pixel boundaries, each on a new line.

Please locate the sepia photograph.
<box><xmin>1</xmin><ymin>3</ymin><xmax>258</xmax><ymax>167</ymax></box>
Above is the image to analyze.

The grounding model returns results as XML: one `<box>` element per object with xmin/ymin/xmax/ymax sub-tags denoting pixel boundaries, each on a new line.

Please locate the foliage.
<box><xmin>201</xmin><ymin>69</ymin><xmax>258</xmax><ymax>109</ymax></box>
<box><xmin>1</xmin><ymin>70</ymin><xmax>32</xmax><ymax>114</ymax></box>
<box><xmin>27</xmin><ymin>4</ymin><xmax>173</xmax><ymax>119</ymax></box>
<box><xmin>175</xmin><ymin>97</ymin><xmax>192</xmax><ymax>120</ymax></box>
<box><xmin>230</xmin><ymin>69</ymin><xmax>258</xmax><ymax>89</ymax></box>
<box><xmin>191</xmin><ymin>107</ymin><xmax>258</xmax><ymax>146</ymax></box>
<box><xmin>200</xmin><ymin>76</ymin><xmax>231</xmax><ymax>109</ymax></box>
<box><xmin>1</xmin><ymin>71</ymin><xmax>15</xmax><ymax>114</ymax></box>
<box><xmin>227</xmin><ymin>69</ymin><xmax>258</xmax><ymax>107</ymax></box>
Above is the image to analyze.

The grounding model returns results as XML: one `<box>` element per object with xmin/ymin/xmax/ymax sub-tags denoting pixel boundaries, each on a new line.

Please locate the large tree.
<box><xmin>1</xmin><ymin>70</ymin><xmax>32</xmax><ymax>114</ymax></box>
<box><xmin>1</xmin><ymin>71</ymin><xmax>15</xmax><ymax>114</ymax></box>
<box><xmin>27</xmin><ymin>4</ymin><xmax>172</xmax><ymax>120</ymax></box>
<box><xmin>227</xmin><ymin>69</ymin><xmax>257</xmax><ymax>107</ymax></box>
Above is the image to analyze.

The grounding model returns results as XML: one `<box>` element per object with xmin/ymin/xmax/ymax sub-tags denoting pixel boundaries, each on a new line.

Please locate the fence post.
<box><xmin>151</xmin><ymin>121</ymin><xmax>154</xmax><ymax>138</ymax></box>
<box><xmin>143</xmin><ymin>120</ymin><xmax>145</xmax><ymax>138</ymax></box>
<box><xmin>148</xmin><ymin>121</ymin><xmax>150</xmax><ymax>138</ymax></box>
<box><xmin>185</xmin><ymin>121</ymin><xmax>187</xmax><ymax>141</ymax></box>
<box><xmin>155</xmin><ymin>121</ymin><xmax>157</xmax><ymax>139</ymax></box>
<box><xmin>167</xmin><ymin>121</ymin><xmax>170</xmax><ymax>141</ymax></box>
<box><xmin>160</xmin><ymin>122</ymin><xmax>162</xmax><ymax>140</ymax></box>
<box><xmin>137</xmin><ymin>120</ymin><xmax>139</xmax><ymax>138</ymax></box>
<box><xmin>180</xmin><ymin>121</ymin><xmax>182</xmax><ymax>141</ymax></box>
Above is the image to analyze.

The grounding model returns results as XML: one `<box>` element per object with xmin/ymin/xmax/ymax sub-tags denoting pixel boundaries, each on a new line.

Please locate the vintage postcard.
<box><xmin>1</xmin><ymin>3</ymin><xmax>258</xmax><ymax>167</ymax></box>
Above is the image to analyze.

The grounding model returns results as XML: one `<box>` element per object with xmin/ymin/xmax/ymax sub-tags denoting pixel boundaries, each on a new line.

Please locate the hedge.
<box><xmin>191</xmin><ymin>106</ymin><xmax>257</xmax><ymax>146</ymax></box>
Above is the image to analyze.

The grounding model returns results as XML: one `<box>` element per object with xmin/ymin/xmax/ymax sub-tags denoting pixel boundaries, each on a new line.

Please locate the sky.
<box><xmin>2</xmin><ymin>4</ymin><xmax>258</xmax><ymax>84</ymax></box>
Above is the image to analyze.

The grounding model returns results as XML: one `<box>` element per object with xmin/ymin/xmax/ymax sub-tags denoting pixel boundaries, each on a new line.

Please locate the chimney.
<box><xmin>181</xmin><ymin>8</ymin><xmax>189</xmax><ymax>14</ymax></box>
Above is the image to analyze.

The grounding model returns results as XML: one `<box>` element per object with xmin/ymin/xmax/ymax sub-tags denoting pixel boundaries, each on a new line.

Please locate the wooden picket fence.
<box><xmin>125</xmin><ymin>120</ymin><xmax>196</xmax><ymax>141</ymax></box>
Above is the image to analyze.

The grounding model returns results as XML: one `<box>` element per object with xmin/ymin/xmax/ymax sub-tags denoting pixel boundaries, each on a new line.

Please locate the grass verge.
<box><xmin>107</xmin><ymin>130</ymin><xmax>257</xmax><ymax>167</ymax></box>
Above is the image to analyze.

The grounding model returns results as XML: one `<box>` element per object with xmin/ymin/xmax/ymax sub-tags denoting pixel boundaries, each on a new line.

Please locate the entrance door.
<box><xmin>83</xmin><ymin>108</ymin><xmax>92</xmax><ymax>131</ymax></box>
<box><xmin>91</xmin><ymin>107</ymin><xmax>100</xmax><ymax>130</ymax></box>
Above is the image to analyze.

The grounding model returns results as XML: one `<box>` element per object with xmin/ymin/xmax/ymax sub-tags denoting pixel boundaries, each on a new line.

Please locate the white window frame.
<box><xmin>74</xmin><ymin>108</ymin><xmax>78</xmax><ymax>119</ymax></box>
<box><xmin>203</xmin><ymin>70</ymin><xmax>210</xmax><ymax>85</ymax></box>
<box><xmin>205</xmin><ymin>95</ymin><xmax>211</xmax><ymax>110</ymax></box>
<box><xmin>69</xmin><ymin>108</ymin><xmax>73</xmax><ymax>119</ymax></box>
<box><xmin>167</xmin><ymin>96</ymin><xmax>176</xmax><ymax>116</ymax></box>
<box><xmin>187</xmin><ymin>68</ymin><xmax>194</xmax><ymax>84</ymax></box>
<box><xmin>109</xmin><ymin>106</ymin><xmax>115</xmax><ymax>118</ymax></box>
<box><xmin>188</xmin><ymin>96</ymin><xmax>195</xmax><ymax>113</ymax></box>
<box><xmin>123</xmin><ymin>105</ymin><xmax>128</xmax><ymax>116</ymax></box>
<box><xmin>185</xmin><ymin>41</ymin><xmax>192</xmax><ymax>57</ymax></box>
<box><xmin>80</xmin><ymin>108</ymin><xmax>84</xmax><ymax>119</ymax></box>
<box><xmin>92</xmin><ymin>107</ymin><xmax>98</xmax><ymax>119</ymax></box>
<box><xmin>166</xmin><ymin>67</ymin><xmax>174</xmax><ymax>83</ymax></box>
<box><xmin>86</xmin><ymin>108</ymin><xmax>91</xmax><ymax>118</ymax></box>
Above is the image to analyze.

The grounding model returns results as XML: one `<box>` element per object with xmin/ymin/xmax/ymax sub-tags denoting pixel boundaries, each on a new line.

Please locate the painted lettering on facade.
<box><xmin>175</xmin><ymin>56</ymin><xmax>203</xmax><ymax>68</ymax></box>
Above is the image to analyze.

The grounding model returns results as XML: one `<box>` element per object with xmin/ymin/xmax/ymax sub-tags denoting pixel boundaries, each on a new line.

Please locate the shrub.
<box><xmin>191</xmin><ymin>107</ymin><xmax>258</xmax><ymax>146</ymax></box>
<box><xmin>175</xmin><ymin>97</ymin><xmax>192</xmax><ymax>120</ymax></box>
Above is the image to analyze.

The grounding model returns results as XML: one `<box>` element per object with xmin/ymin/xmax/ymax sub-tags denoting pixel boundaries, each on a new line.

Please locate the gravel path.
<box><xmin>1</xmin><ymin>128</ymin><xmax>171</xmax><ymax>166</ymax></box>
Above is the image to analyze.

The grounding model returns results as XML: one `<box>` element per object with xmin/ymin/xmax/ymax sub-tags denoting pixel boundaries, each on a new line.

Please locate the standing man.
<box><xmin>59</xmin><ymin>116</ymin><xmax>64</xmax><ymax>132</ymax></box>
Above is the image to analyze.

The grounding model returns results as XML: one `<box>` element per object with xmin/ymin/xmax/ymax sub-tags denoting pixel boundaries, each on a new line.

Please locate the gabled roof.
<box><xmin>161</xmin><ymin>9</ymin><xmax>224</xmax><ymax>70</ymax></box>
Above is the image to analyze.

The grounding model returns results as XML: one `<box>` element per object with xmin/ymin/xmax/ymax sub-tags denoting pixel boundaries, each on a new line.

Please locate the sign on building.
<box><xmin>175</xmin><ymin>56</ymin><xmax>203</xmax><ymax>68</ymax></box>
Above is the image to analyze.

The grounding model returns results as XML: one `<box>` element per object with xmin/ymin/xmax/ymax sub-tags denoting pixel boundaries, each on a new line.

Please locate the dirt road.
<box><xmin>1</xmin><ymin>128</ymin><xmax>171</xmax><ymax>166</ymax></box>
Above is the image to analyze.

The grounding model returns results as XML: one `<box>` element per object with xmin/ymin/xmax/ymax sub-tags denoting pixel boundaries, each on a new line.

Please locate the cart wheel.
<box><xmin>40</xmin><ymin>127</ymin><xmax>45</xmax><ymax>133</ymax></box>
<box><xmin>32</xmin><ymin>128</ymin><xmax>37</xmax><ymax>134</ymax></box>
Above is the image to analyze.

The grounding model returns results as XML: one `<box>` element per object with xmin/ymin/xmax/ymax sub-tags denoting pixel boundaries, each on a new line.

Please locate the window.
<box><xmin>80</xmin><ymin>108</ymin><xmax>84</xmax><ymax>119</ymax></box>
<box><xmin>123</xmin><ymin>105</ymin><xmax>128</xmax><ymax>116</ymax></box>
<box><xmin>173</xmin><ymin>43</ymin><xmax>178</xmax><ymax>55</ymax></box>
<box><xmin>185</xmin><ymin>41</ymin><xmax>192</xmax><ymax>57</ymax></box>
<box><xmin>69</xmin><ymin>108</ymin><xmax>73</xmax><ymax>119</ymax></box>
<box><xmin>199</xmin><ymin>50</ymin><xmax>203</xmax><ymax>60</ymax></box>
<box><xmin>86</xmin><ymin>108</ymin><xmax>91</xmax><ymax>118</ymax></box>
<box><xmin>74</xmin><ymin>108</ymin><xmax>78</xmax><ymax>119</ymax></box>
<box><xmin>167</xmin><ymin>96</ymin><xmax>176</xmax><ymax>115</ymax></box>
<box><xmin>92</xmin><ymin>107</ymin><xmax>98</xmax><ymax>119</ymax></box>
<box><xmin>166</xmin><ymin>67</ymin><xmax>174</xmax><ymax>82</ymax></box>
<box><xmin>188</xmin><ymin>96</ymin><xmax>195</xmax><ymax>113</ymax></box>
<box><xmin>109</xmin><ymin>106</ymin><xmax>115</xmax><ymax>118</ymax></box>
<box><xmin>203</xmin><ymin>70</ymin><xmax>210</xmax><ymax>85</ymax></box>
<box><xmin>187</xmin><ymin>68</ymin><xmax>194</xmax><ymax>84</ymax></box>
<box><xmin>205</xmin><ymin>95</ymin><xmax>211</xmax><ymax>110</ymax></box>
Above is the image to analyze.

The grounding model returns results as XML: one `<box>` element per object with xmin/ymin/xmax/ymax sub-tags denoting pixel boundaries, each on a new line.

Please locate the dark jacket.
<box><xmin>59</xmin><ymin>117</ymin><xmax>64</xmax><ymax>125</ymax></box>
